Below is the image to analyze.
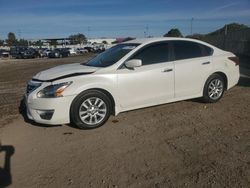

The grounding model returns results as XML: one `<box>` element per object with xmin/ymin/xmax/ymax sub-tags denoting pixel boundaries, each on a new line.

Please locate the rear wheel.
<box><xmin>203</xmin><ymin>74</ymin><xmax>225</xmax><ymax>103</ymax></box>
<box><xmin>70</xmin><ymin>90</ymin><xmax>111</xmax><ymax>129</ymax></box>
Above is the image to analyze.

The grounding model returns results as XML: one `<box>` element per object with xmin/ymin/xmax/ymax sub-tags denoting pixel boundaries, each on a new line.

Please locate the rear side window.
<box><xmin>172</xmin><ymin>41</ymin><xmax>213</xmax><ymax>61</ymax></box>
<box><xmin>203</xmin><ymin>45</ymin><xmax>213</xmax><ymax>56</ymax></box>
<box><xmin>131</xmin><ymin>43</ymin><xmax>169</xmax><ymax>66</ymax></box>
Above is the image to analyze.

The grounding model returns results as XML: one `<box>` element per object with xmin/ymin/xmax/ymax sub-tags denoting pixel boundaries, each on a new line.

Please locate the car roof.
<box><xmin>125</xmin><ymin>37</ymin><xmax>216</xmax><ymax>48</ymax></box>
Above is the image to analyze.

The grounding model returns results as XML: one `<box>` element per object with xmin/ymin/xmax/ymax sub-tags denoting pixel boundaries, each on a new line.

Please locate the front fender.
<box><xmin>63</xmin><ymin>74</ymin><xmax>121</xmax><ymax>114</ymax></box>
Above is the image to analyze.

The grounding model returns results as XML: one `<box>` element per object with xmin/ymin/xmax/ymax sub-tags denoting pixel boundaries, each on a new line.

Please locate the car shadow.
<box><xmin>239</xmin><ymin>64</ymin><xmax>250</xmax><ymax>87</ymax></box>
<box><xmin>238</xmin><ymin>76</ymin><xmax>250</xmax><ymax>87</ymax></box>
<box><xmin>66</xmin><ymin>123</ymin><xmax>83</xmax><ymax>130</ymax></box>
<box><xmin>187</xmin><ymin>98</ymin><xmax>204</xmax><ymax>104</ymax></box>
<box><xmin>185</xmin><ymin>76</ymin><xmax>250</xmax><ymax>104</ymax></box>
<box><xmin>19</xmin><ymin>98</ymin><xmax>62</xmax><ymax>128</ymax></box>
<box><xmin>0</xmin><ymin>144</ymin><xmax>15</xmax><ymax>187</ymax></box>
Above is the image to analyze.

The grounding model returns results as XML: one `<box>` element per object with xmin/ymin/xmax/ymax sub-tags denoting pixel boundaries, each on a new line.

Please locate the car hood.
<box><xmin>33</xmin><ymin>63</ymin><xmax>98</xmax><ymax>82</ymax></box>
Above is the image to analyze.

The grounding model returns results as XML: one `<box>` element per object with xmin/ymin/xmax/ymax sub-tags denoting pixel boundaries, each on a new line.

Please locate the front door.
<box><xmin>117</xmin><ymin>42</ymin><xmax>174</xmax><ymax>110</ymax></box>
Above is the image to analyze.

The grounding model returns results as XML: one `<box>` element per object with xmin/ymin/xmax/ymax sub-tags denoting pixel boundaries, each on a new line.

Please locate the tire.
<box><xmin>203</xmin><ymin>74</ymin><xmax>225</xmax><ymax>103</ymax></box>
<box><xmin>70</xmin><ymin>90</ymin><xmax>111</xmax><ymax>129</ymax></box>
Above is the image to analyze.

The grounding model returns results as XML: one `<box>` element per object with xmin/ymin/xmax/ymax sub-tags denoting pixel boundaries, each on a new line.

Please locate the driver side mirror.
<box><xmin>125</xmin><ymin>59</ymin><xmax>142</xmax><ymax>69</ymax></box>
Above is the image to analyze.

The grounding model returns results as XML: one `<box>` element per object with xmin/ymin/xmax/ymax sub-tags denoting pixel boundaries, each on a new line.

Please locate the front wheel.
<box><xmin>70</xmin><ymin>90</ymin><xmax>111</xmax><ymax>129</ymax></box>
<box><xmin>203</xmin><ymin>74</ymin><xmax>225</xmax><ymax>103</ymax></box>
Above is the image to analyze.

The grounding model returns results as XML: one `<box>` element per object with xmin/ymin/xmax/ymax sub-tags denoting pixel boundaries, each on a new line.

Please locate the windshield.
<box><xmin>83</xmin><ymin>43</ymin><xmax>140</xmax><ymax>67</ymax></box>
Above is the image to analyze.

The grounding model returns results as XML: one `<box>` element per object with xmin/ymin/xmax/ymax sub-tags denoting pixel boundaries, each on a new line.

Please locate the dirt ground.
<box><xmin>0</xmin><ymin>56</ymin><xmax>250</xmax><ymax>188</ymax></box>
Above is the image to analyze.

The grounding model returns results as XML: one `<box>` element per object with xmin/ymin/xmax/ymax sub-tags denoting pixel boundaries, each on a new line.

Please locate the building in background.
<box><xmin>88</xmin><ymin>38</ymin><xmax>116</xmax><ymax>45</ymax></box>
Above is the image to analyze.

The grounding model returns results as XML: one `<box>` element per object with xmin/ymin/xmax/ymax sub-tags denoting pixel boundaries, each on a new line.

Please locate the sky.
<box><xmin>0</xmin><ymin>0</ymin><xmax>250</xmax><ymax>39</ymax></box>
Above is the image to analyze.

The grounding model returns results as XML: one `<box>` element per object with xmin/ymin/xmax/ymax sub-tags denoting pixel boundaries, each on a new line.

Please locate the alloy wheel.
<box><xmin>78</xmin><ymin>97</ymin><xmax>107</xmax><ymax>126</ymax></box>
<box><xmin>208</xmin><ymin>79</ymin><xmax>224</xmax><ymax>100</ymax></box>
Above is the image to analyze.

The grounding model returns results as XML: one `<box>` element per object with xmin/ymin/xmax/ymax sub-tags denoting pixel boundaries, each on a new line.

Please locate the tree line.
<box><xmin>0</xmin><ymin>32</ymin><xmax>87</xmax><ymax>47</ymax></box>
<box><xmin>162</xmin><ymin>23</ymin><xmax>249</xmax><ymax>38</ymax></box>
<box><xmin>0</xmin><ymin>28</ymin><xmax>183</xmax><ymax>47</ymax></box>
<box><xmin>0</xmin><ymin>29</ymin><xmax>182</xmax><ymax>47</ymax></box>
<box><xmin>0</xmin><ymin>23</ymin><xmax>247</xmax><ymax>47</ymax></box>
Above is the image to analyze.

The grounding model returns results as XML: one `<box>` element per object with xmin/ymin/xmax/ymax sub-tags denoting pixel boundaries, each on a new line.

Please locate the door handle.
<box><xmin>202</xmin><ymin>62</ymin><xmax>210</xmax><ymax>65</ymax></box>
<box><xmin>162</xmin><ymin>68</ymin><xmax>173</xmax><ymax>73</ymax></box>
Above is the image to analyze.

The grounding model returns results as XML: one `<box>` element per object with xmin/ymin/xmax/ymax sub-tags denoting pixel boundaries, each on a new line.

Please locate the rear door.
<box><xmin>171</xmin><ymin>41</ymin><xmax>213</xmax><ymax>98</ymax></box>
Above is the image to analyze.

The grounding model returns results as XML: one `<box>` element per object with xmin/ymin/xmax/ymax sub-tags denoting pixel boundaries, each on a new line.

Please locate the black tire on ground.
<box><xmin>70</xmin><ymin>90</ymin><xmax>112</xmax><ymax>129</ymax></box>
<box><xmin>203</xmin><ymin>73</ymin><xmax>225</xmax><ymax>103</ymax></box>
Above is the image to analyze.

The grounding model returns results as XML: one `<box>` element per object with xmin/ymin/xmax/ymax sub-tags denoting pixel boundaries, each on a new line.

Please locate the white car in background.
<box><xmin>42</xmin><ymin>49</ymin><xmax>52</xmax><ymax>57</ymax></box>
<box><xmin>24</xmin><ymin>38</ymin><xmax>240</xmax><ymax>129</ymax></box>
<box><xmin>76</xmin><ymin>48</ymin><xmax>88</xmax><ymax>54</ymax></box>
<box><xmin>68</xmin><ymin>48</ymin><xmax>77</xmax><ymax>55</ymax></box>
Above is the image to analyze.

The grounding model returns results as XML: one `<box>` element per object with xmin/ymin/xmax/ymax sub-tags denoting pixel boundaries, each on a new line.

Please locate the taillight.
<box><xmin>228</xmin><ymin>56</ymin><xmax>239</xmax><ymax>66</ymax></box>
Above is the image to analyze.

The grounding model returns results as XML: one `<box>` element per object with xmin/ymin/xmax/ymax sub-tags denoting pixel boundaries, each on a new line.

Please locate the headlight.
<box><xmin>37</xmin><ymin>82</ymin><xmax>72</xmax><ymax>98</ymax></box>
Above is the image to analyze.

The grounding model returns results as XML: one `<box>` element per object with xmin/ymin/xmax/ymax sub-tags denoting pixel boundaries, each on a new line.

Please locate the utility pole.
<box><xmin>87</xmin><ymin>26</ymin><xmax>90</xmax><ymax>39</ymax></box>
<box><xmin>18</xmin><ymin>29</ymin><xmax>21</xmax><ymax>39</ymax></box>
<box><xmin>225</xmin><ymin>24</ymin><xmax>228</xmax><ymax>35</ymax></box>
<box><xmin>224</xmin><ymin>24</ymin><xmax>228</xmax><ymax>49</ymax></box>
<box><xmin>190</xmin><ymin>18</ymin><xmax>194</xmax><ymax>35</ymax></box>
<box><xmin>146</xmin><ymin>25</ymin><xmax>149</xmax><ymax>38</ymax></box>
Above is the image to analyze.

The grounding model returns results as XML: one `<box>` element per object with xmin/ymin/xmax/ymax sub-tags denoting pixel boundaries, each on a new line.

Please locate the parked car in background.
<box><xmin>94</xmin><ymin>46</ymin><xmax>105</xmax><ymax>53</ymax></box>
<box><xmin>24</xmin><ymin>38</ymin><xmax>239</xmax><ymax>129</ymax></box>
<box><xmin>24</xmin><ymin>48</ymin><xmax>40</xmax><ymax>59</ymax></box>
<box><xmin>37</xmin><ymin>48</ymin><xmax>49</xmax><ymax>58</ymax></box>
<box><xmin>42</xmin><ymin>49</ymin><xmax>52</xmax><ymax>57</ymax></box>
<box><xmin>10</xmin><ymin>47</ymin><xmax>27</xmax><ymax>58</ymax></box>
<box><xmin>66</xmin><ymin>48</ymin><xmax>77</xmax><ymax>55</ymax></box>
<box><xmin>38</xmin><ymin>49</ymin><xmax>44</xmax><ymax>58</ymax></box>
<box><xmin>84</xmin><ymin>47</ymin><xmax>95</xmax><ymax>53</ymax></box>
<box><xmin>48</xmin><ymin>48</ymin><xmax>70</xmax><ymax>58</ymax></box>
<box><xmin>76</xmin><ymin>48</ymin><xmax>88</xmax><ymax>54</ymax></box>
<box><xmin>10</xmin><ymin>47</ymin><xmax>40</xmax><ymax>59</ymax></box>
<box><xmin>0</xmin><ymin>49</ymin><xmax>10</xmax><ymax>58</ymax></box>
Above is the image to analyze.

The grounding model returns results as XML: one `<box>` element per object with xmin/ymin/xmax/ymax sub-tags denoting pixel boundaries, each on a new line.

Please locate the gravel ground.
<box><xmin>0</xmin><ymin>56</ymin><xmax>250</xmax><ymax>188</ymax></box>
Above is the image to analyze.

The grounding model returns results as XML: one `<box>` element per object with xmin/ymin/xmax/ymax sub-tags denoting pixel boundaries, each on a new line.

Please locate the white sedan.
<box><xmin>24</xmin><ymin>38</ymin><xmax>240</xmax><ymax>129</ymax></box>
<box><xmin>68</xmin><ymin>48</ymin><xmax>77</xmax><ymax>55</ymax></box>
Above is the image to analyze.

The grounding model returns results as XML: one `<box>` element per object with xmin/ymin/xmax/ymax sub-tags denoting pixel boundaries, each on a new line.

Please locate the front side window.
<box><xmin>84</xmin><ymin>43</ymin><xmax>139</xmax><ymax>67</ymax></box>
<box><xmin>172</xmin><ymin>41</ymin><xmax>213</xmax><ymax>61</ymax></box>
<box><xmin>131</xmin><ymin>43</ymin><xmax>169</xmax><ymax>66</ymax></box>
